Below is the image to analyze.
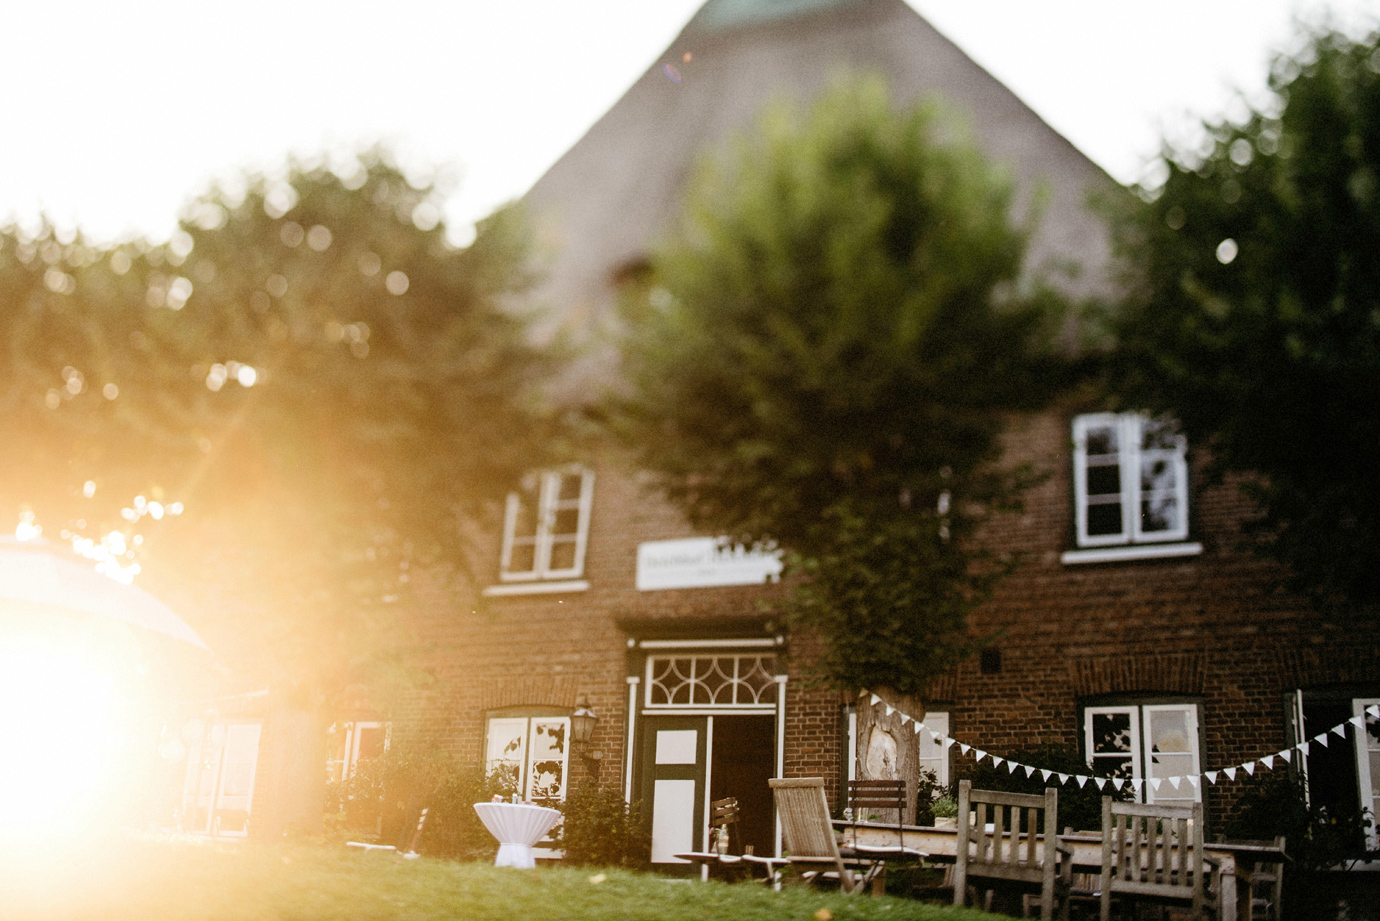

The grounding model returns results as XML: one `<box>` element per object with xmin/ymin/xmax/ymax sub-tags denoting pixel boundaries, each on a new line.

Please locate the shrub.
<box><xmin>325</xmin><ymin>745</ymin><xmax>512</xmax><ymax>860</ymax></box>
<box><xmin>553</xmin><ymin>783</ymin><xmax>649</xmax><ymax>868</ymax></box>
<box><xmin>1225</xmin><ymin>770</ymin><xmax>1375</xmax><ymax>872</ymax></box>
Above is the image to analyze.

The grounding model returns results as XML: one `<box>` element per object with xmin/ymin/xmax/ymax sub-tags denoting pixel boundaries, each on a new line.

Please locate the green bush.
<box><xmin>1225</xmin><ymin>770</ymin><xmax>1375</xmax><ymax>872</ymax></box>
<box><xmin>553</xmin><ymin>783</ymin><xmax>649</xmax><ymax>868</ymax></box>
<box><xmin>954</xmin><ymin>742</ymin><xmax>1129</xmax><ymax>833</ymax></box>
<box><xmin>325</xmin><ymin>745</ymin><xmax>512</xmax><ymax>860</ymax></box>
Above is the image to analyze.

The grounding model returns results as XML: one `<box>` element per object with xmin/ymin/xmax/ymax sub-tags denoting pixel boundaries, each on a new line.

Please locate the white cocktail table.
<box><xmin>473</xmin><ymin>802</ymin><xmax>562</xmax><ymax>869</ymax></box>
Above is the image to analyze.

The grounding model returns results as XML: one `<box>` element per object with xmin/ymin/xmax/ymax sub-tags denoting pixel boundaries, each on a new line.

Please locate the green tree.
<box><xmin>1108</xmin><ymin>26</ymin><xmax>1380</xmax><ymax>611</ymax></box>
<box><xmin>611</xmin><ymin>78</ymin><xmax>1070</xmax><ymax>697</ymax></box>
<box><xmin>0</xmin><ymin>149</ymin><xmax>554</xmax><ymax>755</ymax></box>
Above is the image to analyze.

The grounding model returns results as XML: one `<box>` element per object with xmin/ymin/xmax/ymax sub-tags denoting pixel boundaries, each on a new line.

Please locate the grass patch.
<box><xmin>3</xmin><ymin>836</ymin><xmax>998</xmax><ymax>921</ymax></box>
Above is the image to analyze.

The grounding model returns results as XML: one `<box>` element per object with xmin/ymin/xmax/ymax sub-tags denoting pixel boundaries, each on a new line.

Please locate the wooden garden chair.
<box><xmin>954</xmin><ymin>780</ymin><xmax>1071</xmax><ymax>920</ymax></box>
<box><xmin>770</xmin><ymin>778</ymin><xmax>882</xmax><ymax>894</ymax></box>
<box><xmin>1100</xmin><ymin>797</ymin><xmax>1219</xmax><ymax>921</ymax></box>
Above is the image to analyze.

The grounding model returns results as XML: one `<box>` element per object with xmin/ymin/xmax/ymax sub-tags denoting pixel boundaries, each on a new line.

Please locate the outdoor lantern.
<box><xmin>571</xmin><ymin>702</ymin><xmax>598</xmax><ymax>746</ymax></box>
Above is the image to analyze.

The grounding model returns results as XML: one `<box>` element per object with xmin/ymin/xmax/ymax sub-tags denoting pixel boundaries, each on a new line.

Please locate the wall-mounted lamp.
<box><xmin>571</xmin><ymin>702</ymin><xmax>599</xmax><ymax>746</ymax></box>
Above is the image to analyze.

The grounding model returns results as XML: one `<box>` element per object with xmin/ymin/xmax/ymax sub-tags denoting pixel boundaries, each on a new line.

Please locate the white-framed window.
<box><xmin>497</xmin><ymin>466</ymin><xmax>594</xmax><ymax>584</ymax></box>
<box><xmin>1352</xmin><ymin>699</ymin><xmax>1380</xmax><ymax>850</ymax></box>
<box><xmin>1072</xmin><ymin>413</ymin><xmax>1190</xmax><ymax>549</ymax></box>
<box><xmin>327</xmin><ymin>721</ymin><xmax>390</xmax><ymax>784</ymax></box>
<box><xmin>484</xmin><ymin>712</ymin><xmax>571</xmax><ymax>802</ymax></box>
<box><xmin>1084</xmin><ymin>702</ymin><xmax>1201</xmax><ymax>805</ymax></box>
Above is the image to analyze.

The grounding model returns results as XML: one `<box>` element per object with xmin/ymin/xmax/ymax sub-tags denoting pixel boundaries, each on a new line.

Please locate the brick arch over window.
<box><xmin>480</xmin><ymin>676</ymin><xmax>582</xmax><ymax>712</ymax></box>
<box><xmin>1278</xmin><ymin>644</ymin><xmax>1380</xmax><ymax>688</ymax></box>
<box><xmin>1069</xmin><ymin>653</ymin><xmax>1205</xmax><ymax>697</ymax></box>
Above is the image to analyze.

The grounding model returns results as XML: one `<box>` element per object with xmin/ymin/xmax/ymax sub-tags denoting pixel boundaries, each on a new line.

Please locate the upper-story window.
<box><xmin>1070</xmin><ymin>413</ymin><xmax>1195</xmax><ymax>558</ymax></box>
<box><xmin>497</xmin><ymin>466</ymin><xmax>594</xmax><ymax>585</ymax></box>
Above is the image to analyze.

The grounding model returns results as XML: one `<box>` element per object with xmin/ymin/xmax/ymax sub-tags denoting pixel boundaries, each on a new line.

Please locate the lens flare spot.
<box><xmin>663</xmin><ymin>63</ymin><xmax>682</xmax><ymax>83</ymax></box>
<box><xmin>1216</xmin><ymin>238</ymin><xmax>1239</xmax><ymax>264</ymax></box>
<box><xmin>385</xmin><ymin>271</ymin><xmax>409</xmax><ymax>295</ymax></box>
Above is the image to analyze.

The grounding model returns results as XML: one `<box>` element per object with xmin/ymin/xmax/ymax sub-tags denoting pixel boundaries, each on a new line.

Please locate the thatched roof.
<box><xmin>521</xmin><ymin>0</ymin><xmax>1119</xmax><ymax>371</ymax></box>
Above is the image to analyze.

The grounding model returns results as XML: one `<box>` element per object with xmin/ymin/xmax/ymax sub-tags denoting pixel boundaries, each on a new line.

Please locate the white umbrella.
<box><xmin>0</xmin><ymin>537</ymin><xmax>209</xmax><ymax>649</ymax></box>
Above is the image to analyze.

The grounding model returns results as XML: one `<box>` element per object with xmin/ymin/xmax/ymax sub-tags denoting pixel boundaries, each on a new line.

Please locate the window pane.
<box><xmin>485</xmin><ymin>718</ymin><xmax>528</xmax><ymax>791</ymax></box>
<box><xmin>552</xmin><ymin>506</ymin><xmax>581</xmax><ymax>537</ymax></box>
<box><xmin>1085</xmin><ymin>425</ymin><xmax>1119</xmax><ymax>455</ymax></box>
<box><xmin>1140</xmin><ymin>455</ymin><xmax>1177</xmax><ymax>493</ymax></box>
<box><xmin>547</xmin><ymin>539</ymin><xmax>576</xmax><ymax>572</ymax></box>
<box><xmin>1141</xmin><ymin>417</ymin><xmax>1181</xmax><ymax>451</ymax></box>
<box><xmin>556</xmin><ymin>473</ymin><xmax>585</xmax><ymax>502</ymax></box>
<box><xmin>510</xmin><ymin>495</ymin><xmax>539</xmax><ymax>540</ymax></box>
<box><xmin>1141</xmin><ymin>495</ymin><xmax>1180</xmax><ymax>533</ymax></box>
<box><xmin>1087</xmin><ymin>464</ymin><xmax>1122</xmax><ymax>496</ymax></box>
<box><xmin>1087</xmin><ymin>502</ymin><xmax>1124</xmax><ymax>536</ymax></box>
<box><xmin>1092</xmin><ymin>756</ymin><xmax>1134</xmax><ymax>779</ymax></box>
<box><xmin>1091</xmin><ymin>713</ymin><xmax>1133</xmax><ymax>754</ymax></box>
<box><xmin>528</xmin><ymin>719</ymin><xmax>569</xmax><ymax>801</ymax></box>
<box><xmin>1147</xmin><ymin>710</ymin><xmax>1192</xmax><ymax>752</ymax></box>
<box><xmin>356</xmin><ymin>725</ymin><xmax>387</xmax><ymax>762</ymax></box>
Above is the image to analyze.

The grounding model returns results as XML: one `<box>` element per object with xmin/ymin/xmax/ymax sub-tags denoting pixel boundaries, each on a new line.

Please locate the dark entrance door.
<box><xmin>709</xmin><ymin>714</ymin><xmax>776</xmax><ymax>856</ymax></box>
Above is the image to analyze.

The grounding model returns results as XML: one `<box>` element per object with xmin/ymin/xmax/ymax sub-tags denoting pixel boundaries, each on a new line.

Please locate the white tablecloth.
<box><xmin>473</xmin><ymin>802</ymin><xmax>562</xmax><ymax>869</ymax></box>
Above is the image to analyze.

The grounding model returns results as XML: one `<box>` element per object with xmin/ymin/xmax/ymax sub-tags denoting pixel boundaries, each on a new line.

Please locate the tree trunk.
<box><xmin>855</xmin><ymin>687</ymin><xmax>924</xmax><ymax>825</ymax></box>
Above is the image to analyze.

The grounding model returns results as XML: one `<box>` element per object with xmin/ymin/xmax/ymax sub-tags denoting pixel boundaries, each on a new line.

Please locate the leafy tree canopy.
<box><xmin>1108</xmin><ymin>26</ymin><xmax>1380</xmax><ymax>611</ymax></box>
<box><xmin>611</xmin><ymin>78</ymin><xmax>1072</xmax><ymax>693</ymax></box>
<box><xmin>0</xmin><ymin>149</ymin><xmax>555</xmax><ymax>699</ymax></box>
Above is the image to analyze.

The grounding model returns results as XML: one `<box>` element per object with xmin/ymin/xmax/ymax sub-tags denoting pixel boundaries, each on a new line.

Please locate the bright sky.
<box><xmin>4</xmin><ymin>0</ymin><xmax>1377</xmax><ymax>246</ymax></box>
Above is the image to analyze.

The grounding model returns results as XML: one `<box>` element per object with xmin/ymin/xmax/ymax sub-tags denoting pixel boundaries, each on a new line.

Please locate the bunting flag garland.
<box><xmin>855</xmin><ymin>689</ymin><xmax>1372</xmax><ymax>793</ymax></box>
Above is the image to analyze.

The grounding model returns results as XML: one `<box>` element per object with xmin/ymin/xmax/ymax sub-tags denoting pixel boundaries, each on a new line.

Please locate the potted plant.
<box><xmin>931</xmin><ymin>795</ymin><xmax>958</xmax><ymax>829</ymax></box>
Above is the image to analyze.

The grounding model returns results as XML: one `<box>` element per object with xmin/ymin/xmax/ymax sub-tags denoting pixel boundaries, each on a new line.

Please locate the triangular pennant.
<box><xmin>1224</xmin><ymin>768</ymin><xmax>1237</xmax><ymax>781</ymax></box>
<box><xmin>1314</xmin><ymin>733</ymin><xmax>1330</xmax><ymax>748</ymax></box>
<box><xmin>913</xmin><ymin>722</ymin><xmax>924</xmax><ymax>734</ymax></box>
<box><xmin>1205</xmin><ymin>771</ymin><xmax>1218</xmax><ymax>785</ymax></box>
<box><xmin>1279</xmin><ymin>749</ymin><xmax>1293</xmax><ymax>763</ymax></box>
<box><xmin>1350</xmin><ymin>716</ymin><xmax>1366</xmax><ymax>728</ymax></box>
<box><xmin>1025</xmin><ymin>765</ymin><xmax>1037</xmax><ymax>778</ymax></box>
<box><xmin>1168</xmin><ymin>776</ymin><xmax>1181</xmax><ymax>790</ymax></box>
<box><xmin>1261</xmin><ymin>755</ymin><xmax>1275</xmax><ymax>770</ymax></box>
<box><xmin>943</xmin><ymin>738</ymin><xmax>956</xmax><ymax>751</ymax></box>
<box><xmin>1131</xmin><ymin>779</ymin><xmax>1144</xmax><ymax>792</ymax></box>
<box><xmin>1112</xmin><ymin>778</ymin><xmax>1124</xmax><ymax>791</ymax></box>
<box><xmin>1077</xmin><ymin>776</ymin><xmax>1090</xmax><ymax>789</ymax></box>
<box><xmin>1187</xmin><ymin>776</ymin><xmax>1199</xmax><ymax>788</ymax></box>
<box><xmin>1058</xmin><ymin>773</ymin><xmax>1070</xmax><ymax>785</ymax></box>
<box><xmin>1367</xmin><ymin>705</ymin><xmax>1380</xmax><ymax>718</ymax></box>
<box><xmin>929</xmin><ymin>730</ymin><xmax>942</xmax><ymax>741</ymax></box>
<box><xmin>1150</xmin><ymin>778</ymin><xmax>1161</xmax><ymax>791</ymax></box>
<box><xmin>992</xmin><ymin>757</ymin><xmax>1004</xmax><ymax>768</ymax></box>
<box><xmin>1244</xmin><ymin>761</ymin><xmax>1256</xmax><ymax>775</ymax></box>
<box><xmin>1331</xmin><ymin>725</ymin><xmax>1347</xmax><ymax>738</ymax></box>
<box><xmin>959</xmin><ymin>743</ymin><xmax>971</xmax><ymax>755</ymax></box>
<box><xmin>884</xmin><ymin>704</ymin><xmax>895</xmax><ymax>717</ymax></box>
<box><xmin>870</xmin><ymin>694</ymin><xmax>882</xmax><ymax>706</ymax></box>
<box><xmin>900</xmin><ymin>713</ymin><xmax>912</xmax><ymax>724</ymax></box>
<box><xmin>1095</xmin><ymin>778</ymin><xmax>1108</xmax><ymax>791</ymax></box>
<box><xmin>1040</xmin><ymin>769</ymin><xmax>1053</xmax><ymax>782</ymax></box>
<box><xmin>1006</xmin><ymin>761</ymin><xmax>1020</xmax><ymax>774</ymax></box>
<box><xmin>974</xmin><ymin>750</ymin><xmax>988</xmax><ymax>763</ymax></box>
<box><xmin>1297</xmin><ymin>741</ymin><xmax>1311</xmax><ymax>756</ymax></box>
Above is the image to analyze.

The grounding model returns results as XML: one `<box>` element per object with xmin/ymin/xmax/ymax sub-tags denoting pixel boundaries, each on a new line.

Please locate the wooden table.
<box><xmin>834</xmin><ymin>821</ymin><xmax>1285</xmax><ymax>921</ymax></box>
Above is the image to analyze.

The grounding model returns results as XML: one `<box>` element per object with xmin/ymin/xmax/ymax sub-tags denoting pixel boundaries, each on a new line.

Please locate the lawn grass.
<box><xmin>2</xmin><ymin>835</ymin><xmax>999</xmax><ymax>921</ymax></box>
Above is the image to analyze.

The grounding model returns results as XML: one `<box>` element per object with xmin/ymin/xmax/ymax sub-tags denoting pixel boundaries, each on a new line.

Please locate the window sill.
<box><xmin>481</xmin><ymin>580</ymin><xmax>590</xmax><ymax>597</ymax></box>
<box><xmin>1061</xmin><ymin>542</ymin><xmax>1203</xmax><ymax>565</ymax></box>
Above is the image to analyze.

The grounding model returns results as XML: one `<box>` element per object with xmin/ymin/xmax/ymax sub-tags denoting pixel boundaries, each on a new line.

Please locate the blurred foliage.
<box><xmin>954</xmin><ymin>742</ymin><xmax>1131</xmax><ymax>834</ymax></box>
<box><xmin>0</xmin><ymin>148</ymin><xmax>557</xmax><ymax>703</ymax></box>
<box><xmin>1106</xmin><ymin>26</ymin><xmax>1380</xmax><ymax>612</ymax></box>
<box><xmin>326</xmin><ymin>744</ymin><xmax>514</xmax><ymax>860</ymax></box>
<box><xmin>551</xmin><ymin>783</ymin><xmax>649</xmax><ymax>868</ymax></box>
<box><xmin>608</xmin><ymin>77</ymin><xmax>1074</xmax><ymax>694</ymax></box>
<box><xmin>1225</xmin><ymin>770</ymin><xmax>1375</xmax><ymax>873</ymax></box>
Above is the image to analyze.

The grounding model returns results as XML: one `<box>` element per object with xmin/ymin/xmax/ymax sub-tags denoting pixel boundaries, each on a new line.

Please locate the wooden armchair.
<box><xmin>1100</xmin><ymin>797</ymin><xmax>1219</xmax><ymax>921</ymax></box>
<box><xmin>770</xmin><ymin>778</ymin><xmax>881</xmax><ymax>894</ymax></box>
<box><xmin>673</xmin><ymin>796</ymin><xmax>784</xmax><ymax>885</ymax></box>
<box><xmin>954</xmin><ymin>780</ymin><xmax>1070</xmax><ymax>920</ymax></box>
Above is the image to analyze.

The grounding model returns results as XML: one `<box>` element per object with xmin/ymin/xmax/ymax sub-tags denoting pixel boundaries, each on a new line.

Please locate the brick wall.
<box><xmin>393</xmin><ymin>411</ymin><xmax>1379</xmax><ymax>829</ymax></box>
